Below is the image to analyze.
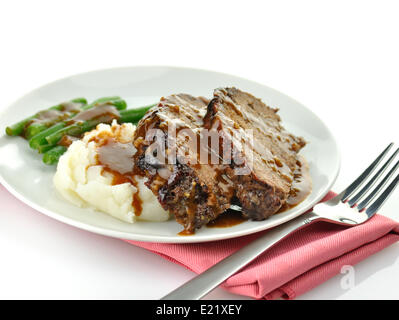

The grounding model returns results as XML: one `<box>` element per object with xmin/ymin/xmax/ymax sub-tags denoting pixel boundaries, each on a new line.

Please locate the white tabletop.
<box><xmin>0</xmin><ymin>0</ymin><xmax>398</xmax><ymax>300</ymax></box>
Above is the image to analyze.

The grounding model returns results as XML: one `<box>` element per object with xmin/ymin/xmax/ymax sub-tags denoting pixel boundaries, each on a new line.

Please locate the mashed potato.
<box><xmin>53</xmin><ymin>120</ymin><xmax>170</xmax><ymax>223</ymax></box>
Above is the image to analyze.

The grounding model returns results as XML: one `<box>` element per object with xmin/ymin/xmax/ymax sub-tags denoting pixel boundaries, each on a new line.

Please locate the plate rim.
<box><xmin>0</xmin><ymin>65</ymin><xmax>341</xmax><ymax>243</ymax></box>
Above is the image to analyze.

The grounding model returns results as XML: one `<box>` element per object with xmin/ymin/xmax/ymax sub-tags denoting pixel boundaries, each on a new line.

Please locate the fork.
<box><xmin>161</xmin><ymin>143</ymin><xmax>399</xmax><ymax>300</ymax></box>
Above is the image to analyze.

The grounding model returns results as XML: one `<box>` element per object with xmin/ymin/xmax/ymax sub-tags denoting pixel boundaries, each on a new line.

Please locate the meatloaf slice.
<box><xmin>133</xmin><ymin>94</ymin><xmax>234</xmax><ymax>233</ymax></box>
<box><xmin>205</xmin><ymin>87</ymin><xmax>306</xmax><ymax>220</ymax></box>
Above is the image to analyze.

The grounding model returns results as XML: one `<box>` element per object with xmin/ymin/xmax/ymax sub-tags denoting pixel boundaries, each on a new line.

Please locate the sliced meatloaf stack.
<box><xmin>133</xmin><ymin>88</ymin><xmax>306</xmax><ymax>233</ymax></box>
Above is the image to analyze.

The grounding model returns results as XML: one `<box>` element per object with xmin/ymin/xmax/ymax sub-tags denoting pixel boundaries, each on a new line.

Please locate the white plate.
<box><xmin>0</xmin><ymin>66</ymin><xmax>340</xmax><ymax>243</ymax></box>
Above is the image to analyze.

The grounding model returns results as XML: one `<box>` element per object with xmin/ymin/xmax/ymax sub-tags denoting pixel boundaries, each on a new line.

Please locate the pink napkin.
<box><xmin>126</xmin><ymin>192</ymin><xmax>399</xmax><ymax>299</ymax></box>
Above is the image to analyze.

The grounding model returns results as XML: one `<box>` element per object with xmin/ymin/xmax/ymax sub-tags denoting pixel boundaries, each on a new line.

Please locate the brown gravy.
<box><xmin>283</xmin><ymin>156</ymin><xmax>312</xmax><ymax>210</ymax></box>
<box><xmin>58</xmin><ymin>135</ymin><xmax>79</xmax><ymax>147</ymax></box>
<box><xmin>177</xmin><ymin>229</ymin><xmax>195</xmax><ymax>236</ymax></box>
<box><xmin>97</xmin><ymin>139</ymin><xmax>135</xmax><ymax>174</ymax></box>
<box><xmin>69</xmin><ymin>104</ymin><xmax>120</xmax><ymax>124</ymax></box>
<box><xmin>206</xmin><ymin>210</ymin><xmax>248</xmax><ymax>228</ymax></box>
<box><xmin>203</xmin><ymin>156</ymin><xmax>312</xmax><ymax>231</ymax></box>
<box><xmin>59</xmin><ymin>102</ymin><xmax>82</xmax><ymax>113</ymax></box>
<box><xmin>31</xmin><ymin>102</ymin><xmax>83</xmax><ymax>125</ymax></box>
<box><xmin>96</xmin><ymin>136</ymin><xmax>143</xmax><ymax>216</ymax></box>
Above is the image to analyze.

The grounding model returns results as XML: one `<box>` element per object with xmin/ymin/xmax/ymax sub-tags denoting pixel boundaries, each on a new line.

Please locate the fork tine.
<box><xmin>357</xmin><ymin>159</ymin><xmax>399</xmax><ymax>211</ymax></box>
<box><xmin>365</xmin><ymin>172</ymin><xmax>399</xmax><ymax>217</ymax></box>
<box><xmin>347</xmin><ymin>148</ymin><xmax>399</xmax><ymax>207</ymax></box>
<box><xmin>341</xmin><ymin>143</ymin><xmax>394</xmax><ymax>202</ymax></box>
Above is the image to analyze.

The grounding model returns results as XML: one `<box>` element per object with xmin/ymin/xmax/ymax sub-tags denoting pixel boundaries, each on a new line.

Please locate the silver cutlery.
<box><xmin>161</xmin><ymin>143</ymin><xmax>399</xmax><ymax>300</ymax></box>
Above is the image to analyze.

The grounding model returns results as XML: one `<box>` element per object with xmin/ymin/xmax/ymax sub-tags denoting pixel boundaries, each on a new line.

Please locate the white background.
<box><xmin>0</xmin><ymin>0</ymin><xmax>398</xmax><ymax>299</ymax></box>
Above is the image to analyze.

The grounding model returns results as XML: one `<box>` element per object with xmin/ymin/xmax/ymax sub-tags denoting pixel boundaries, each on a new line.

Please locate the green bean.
<box><xmin>29</xmin><ymin>122</ymin><xmax>66</xmax><ymax>150</ymax></box>
<box><xmin>44</xmin><ymin>104</ymin><xmax>153</xmax><ymax>147</ymax></box>
<box><xmin>119</xmin><ymin>104</ymin><xmax>155</xmax><ymax>123</ymax></box>
<box><xmin>28</xmin><ymin>98</ymin><xmax>127</xmax><ymax>149</ymax></box>
<box><xmin>80</xmin><ymin>96</ymin><xmax>125</xmax><ymax>110</ymax></box>
<box><xmin>42</xmin><ymin>146</ymin><xmax>67</xmax><ymax>165</ymax></box>
<box><xmin>45</xmin><ymin>119</ymin><xmax>100</xmax><ymax>146</ymax></box>
<box><xmin>24</xmin><ymin>123</ymin><xmax>49</xmax><ymax>140</ymax></box>
<box><xmin>25</xmin><ymin>98</ymin><xmax>125</xmax><ymax>139</ymax></box>
<box><xmin>5</xmin><ymin>97</ymin><xmax>87</xmax><ymax>137</ymax></box>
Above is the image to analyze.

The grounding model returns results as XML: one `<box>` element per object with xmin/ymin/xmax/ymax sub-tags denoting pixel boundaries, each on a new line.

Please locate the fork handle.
<box><xmin>161</xmin><ymin>211</ymin><xmax>320</xmax><ymax>300</ymax></box>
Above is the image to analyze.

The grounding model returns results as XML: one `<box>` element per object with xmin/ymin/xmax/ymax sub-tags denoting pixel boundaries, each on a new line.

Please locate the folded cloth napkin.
<box><xmin>126</xmin><ymin>192</ymin><xmax>399</xmax><ymax>299</ymax></box>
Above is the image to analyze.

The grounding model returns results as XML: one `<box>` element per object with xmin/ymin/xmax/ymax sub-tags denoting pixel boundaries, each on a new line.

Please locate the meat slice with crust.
<box><xmin>133</xmin><ymin>94</ymin><xmax>234</xmax><ymax>233</ymax></box>
<box><xmin>206</xmin><ymin>87</ymin><xmax>306</xmax><ymax>220</ymax></box>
